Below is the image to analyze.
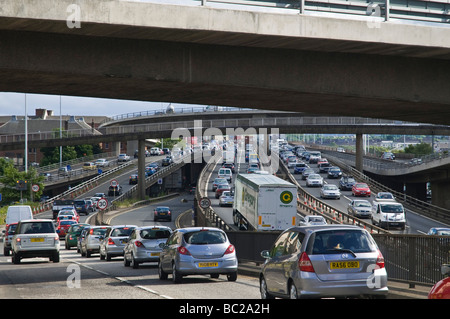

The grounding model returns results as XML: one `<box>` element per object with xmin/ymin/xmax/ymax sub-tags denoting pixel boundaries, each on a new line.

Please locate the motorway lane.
<box><xmin>288</xmin><ymin>159</ymin><xmax>450</xmax><ymax>234</ymax></box>
<box><xmin>0</xmin><ymin>191</ymin><xmax>261</xmax><ymax>299</ymax></box>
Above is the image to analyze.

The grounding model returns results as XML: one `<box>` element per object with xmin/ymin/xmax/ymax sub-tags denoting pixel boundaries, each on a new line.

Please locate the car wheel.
<box><xmin>131</xmin><ymin>253</ymin><xmax>139</xmax><ymax>269</ymax></box>
<box><xmin>52</xmin><ymin>253</ymin><xmax>60</xmax><ymax>263</ymax></box>
<box><xmin>260</xmin><ymin>276</ymin><xmax>274</xmax><ymax>299</ymax></box>
<box><xmin>123</xmin><ymin>254</ymin><xmax>131</xmax><ymax>267</ymax></box>
<box><xmin>227</xmin><ymin>272</ymin><xmax>237</xmax><ymax>282</ymax></box>
<box><xmin>172</xmin><ymin>263</ymin><xmax>182</xmax><ymax>283</ymax></box>
<box><xmin>289</xmin><ymin>282</ymin><xmax>298</xmax><ymax>299</ymax></box>
<box><xmin>12</xmin><ymin>252</ymin><xmax>20</xmax><ymax>264</ymax></box>
<box><xmin>158</xmin><ymin>262</ymin><xmax>168</xmax><ymax>280</ymax></box>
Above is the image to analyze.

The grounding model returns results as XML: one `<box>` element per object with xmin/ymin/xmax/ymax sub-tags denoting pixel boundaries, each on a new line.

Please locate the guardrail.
<box><xmin>277</xmin><ymin>154</ymin><xmax>390</xmax><ymax>234</ymax></box>
<box><xmin>320</xmin><ymin>150</ymin><xmax>450</xmax><ymax>225</ymax></box>
<box><xmin>202</xmin><ymin>0</ymin><xmax>450</xmax><ymax>25</ymax></box>
<box><xmin>39</xmin><ymin>160</ymin><xmax>136</xmax><ymax>212</ymax></box>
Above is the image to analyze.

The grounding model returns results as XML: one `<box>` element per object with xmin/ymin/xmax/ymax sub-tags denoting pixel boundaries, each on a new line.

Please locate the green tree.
<box><xmin>0</xmin><ymin>165</ymin><xmax>45</xmax><ymax>203</ymax></box>
<box><xmin>404</xmin><ymin>143</ymin><xmax>433</xmax><ymax>156</ymax></box>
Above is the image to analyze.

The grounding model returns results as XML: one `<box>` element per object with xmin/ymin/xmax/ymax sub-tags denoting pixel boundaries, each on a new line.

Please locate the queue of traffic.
<box><xmin>2</xmin><ymin>140</ymin><xmax>449</xmax><ymax>299</ymax></box>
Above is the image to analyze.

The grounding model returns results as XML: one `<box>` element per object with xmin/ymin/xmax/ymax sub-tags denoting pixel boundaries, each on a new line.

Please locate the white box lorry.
<box><xmin>233</xmin><ymin>174</ymin><xmax>297</xmax><ymax>231</ymax></box>
<box><xmin>5</xmin><ymin>205</ymin><xmax>33</xmax><ymax>226</ymax></box>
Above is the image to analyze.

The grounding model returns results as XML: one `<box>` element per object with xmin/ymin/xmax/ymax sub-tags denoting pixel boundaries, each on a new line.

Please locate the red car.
<box><xmin>57</xmin><ymin>220</ymin><xmax>78</xmax><ymax>238</ymax></box>
<box><xmin>428</xmin><ymin>264</ymin><xmax>450</xmax><ymax>299</ymax></box>
<box><xmin>352</xmin><ymin>183</ymin><xmax>371</xmax><ymax>197</ymax></box>
<box><xmin>215</xmin><ymin>183</ymin><xmax>231</xmax><ymax>199</ymax></box>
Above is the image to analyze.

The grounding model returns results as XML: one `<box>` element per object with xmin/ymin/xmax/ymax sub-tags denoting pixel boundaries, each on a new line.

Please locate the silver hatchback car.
<box><xmin>123</xmin><ymin>226</ymin><xmax>172</xmax><ymax>268</ymax></box>
<box><xmin>80</xmin><ymin>226</ymin><xmax>110</xmax><ymax>258</ymax></box>
<box><xmin>158</xmin><ymin>227</ymin><xmax>238</xmax><ymax>283</ymax></box>
<box><xmin>260</xmin><ymin>225</ymin><xmax>388</xmax><ymax>299</ymax></box>
<box><xmin>99</xmin><ymin>225</ymin><xmax>137</xmax><ymax>261</ymax></box>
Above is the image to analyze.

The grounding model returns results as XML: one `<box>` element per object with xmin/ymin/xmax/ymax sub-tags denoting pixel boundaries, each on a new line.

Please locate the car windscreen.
<box><xmin>19</xmin><ymin>222</ymin><xmax>55</xmax><ymax>234</ymax></box>
<box><xmin>140</xmin><ymin>228</ymin><xmax>171</xmax><ymax>239</ymax></box>
<box><xmin>308</xmin><ymin>229</ymin><xmax>377</xmax><ymax>255</ymax></box>
<box><xmin>380</xmin><ymin>204</ymin><xmax>403</xmax><ymax>213</ymax></box>
<box><xmin>183</xmin><ymin>230</ymin><xmax>227</xmax><ymax>245</ymax></box>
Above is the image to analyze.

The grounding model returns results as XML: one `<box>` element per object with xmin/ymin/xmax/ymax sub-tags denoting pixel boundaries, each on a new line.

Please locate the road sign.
<box><xmin>16</xmin><ymin>180</ymin><xmax>27</xmax><ymax>191</ymax></box>
<box><xmin>97</xmin><ymin>198</ymin><xmax>108</xmax><ymax>210</ymax></box>
<box><xmin>31</xmin><ymin>184</ymin><xmax>40</xmax><ymax>193</ymax></box>
<box><xmin>110</xmin><ymin>179</ymin><xmax>118</xmax><ymax>187</ymax></box>
<box><xmin>199</xmin><ymin>197</ymin><xmax>211</xmax><ymax>209</ymax></box>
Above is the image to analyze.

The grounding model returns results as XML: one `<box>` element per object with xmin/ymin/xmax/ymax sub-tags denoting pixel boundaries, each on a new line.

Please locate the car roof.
<box><xmin>175</xmin><ymin>227</ymin><xmax>225</xmax><ymax>233</ymax></box>
<box><xmin>286</xmin><ymin>224</ymin><xmax>364</xmax><ymax>233</ymax></box>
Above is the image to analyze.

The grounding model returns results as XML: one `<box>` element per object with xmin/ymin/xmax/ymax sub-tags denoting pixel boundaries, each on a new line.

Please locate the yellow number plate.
<box><xmin>198</xmin><ymin>262</ymin><xmax>218</xmax><ymax>268</ymax></box>
<box><xmin>31</xmin><ymin>238</ymin><xmax>44</xmax><ymax>242</ymax></box>
<box><xmin>150</xmin><ymin>252</ymin><xmax>160</xmax><ymax>256</ymax></box>
<box><xmin>330</xmin><ymin>261</ymin><xmax>360</xmax><ymax>269</ymax></box>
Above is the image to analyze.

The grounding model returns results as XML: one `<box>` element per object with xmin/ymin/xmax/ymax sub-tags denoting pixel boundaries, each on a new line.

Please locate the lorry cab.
<box><xmin>371</xmin><ymin>201</ymin><xmax>406</xmax><ymax>230</ymax></box>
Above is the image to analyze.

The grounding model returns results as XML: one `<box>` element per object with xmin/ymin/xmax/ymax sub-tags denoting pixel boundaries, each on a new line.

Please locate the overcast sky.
<box><xmin>0</xmin><ymin>92</ymin><xmax>195</xmax><ymax>117</ymax></box>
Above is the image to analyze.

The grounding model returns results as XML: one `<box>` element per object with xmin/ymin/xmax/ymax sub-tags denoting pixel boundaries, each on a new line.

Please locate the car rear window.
<box><xmin>308</xmin><ymin>229</ymin><xmax>377</xmax><ymax>255</ymax></box>
<box><xmin>61</xmin><ymin>220</ymin><xmax>76</xmax><ymax>226</ymax></box>
<box><xmin>111</xmin><ymin>227</ymin><xmax>135</xmax><ymax>237</ymax></box>
<box><xmin>183</xmin><ymin>230</ymin><xmax>227</xmax><ymax>245</ymax></box>
<box><xmin>91</xmin><ymin>228</ymin><xmax>108</xmax><ymax>236</ymax></box>
<box><xmin>19</xmin><ymin>222</ymin><xmax>55</xmax><ymax>234</ymax></box>
<box><xmin>140</xmin><ymin>228</ymin><xmax>171</xmax><ymax>239</ymax></box>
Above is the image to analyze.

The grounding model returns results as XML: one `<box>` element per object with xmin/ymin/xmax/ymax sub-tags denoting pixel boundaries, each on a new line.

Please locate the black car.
<box><xmin>339</xmin><ymin>175</ymin><xmax>356</xmax><ymax>191</ymax></box>
<box><xmin>327</xmin><ymin>167</ymin><xmax>343</xmax><ymax>179</ymax></box>
<box><xmin>154</xmin><ymin>206</ymin><xmax>171</xmax><ymax>222</ymax></box>
<box><xmin>129</xmin><ymin>174</ymin><xmax>138</xmax><ymax>185</ymax></box>
<box><xmin>108</xmin><ymin>185</ymin><xmax>123</xmax><ymax>196</ymax></box>
<box><xmin>162</xmin><ymin>156</ymin><xmax>173</xmax><ymax>166</ymax></box>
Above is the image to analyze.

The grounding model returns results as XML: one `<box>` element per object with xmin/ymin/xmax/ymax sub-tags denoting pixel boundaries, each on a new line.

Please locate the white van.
<box><xmin>371</xmin><ymin>201</ymin><xmax>406</xmax><ymax>230</ymax></box>
<box><xmin>218</xmin><ymin>168</ymin><xmax>232</xmax><ymax>183</ymax></box>
<box><xmin>5</xmin><ymin>205</ymin><xmax>33</xmax><ymax>226</ymax></box>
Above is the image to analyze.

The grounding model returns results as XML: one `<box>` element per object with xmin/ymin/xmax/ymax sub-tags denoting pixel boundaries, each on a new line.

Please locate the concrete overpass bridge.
<box><xmin>3</xmin><ymin>107</ymin><xmax>449</xmax><ymax>207</ymax></box>
<box><xmin>1</xmin><ymin>0</ymin><xmax>450</xmax><ymax>125</ymax></box>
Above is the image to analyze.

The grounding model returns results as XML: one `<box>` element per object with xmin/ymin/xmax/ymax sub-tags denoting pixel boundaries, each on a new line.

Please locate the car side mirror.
<box><xmin>442</xmin><ymin>264</ymin><xmax>450</xmax><ymax>277</ymax></box>
<box><xmin>260</xmin><ymin>250</ymin><xmax>270</xmax><ymax>259</ymax></box>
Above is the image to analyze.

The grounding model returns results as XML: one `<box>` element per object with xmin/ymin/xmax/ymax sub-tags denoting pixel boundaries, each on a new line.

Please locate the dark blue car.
<box><xmin>293</xmin><ymin>163</ymin><xmax>308</xmax><ymax>174</ymax></box>
<box><xmin>339</xmin><ymin>175</ymin><xmax>356</xmax><ymax>190</ymax></box>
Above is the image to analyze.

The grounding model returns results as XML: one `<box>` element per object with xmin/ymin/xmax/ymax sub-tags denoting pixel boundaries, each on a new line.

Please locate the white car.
<box><xmin>11</xmin><ymin>219</ymin><xmax>60</xmax><ymax>264</ymax></box>
<box><xmin>117</xmin><ymin>154</ymin><xmax>130</xmax><ymax>162</ymax></box>
<box><xmin>219</xmin><ymin>191</ymin><xmax>234</xmax><ymax>207</ymax></box>
<box><xmin>306</xmin><ymin>174</ymin><xmax>323</xmax><ymax>187</ymax></box>
<box><xmin>299</xmin><ymin>215</ymin><xmax>327</xmax><ymax>226</ymax></box>
<box><xmin>95</xmin><ymin>158</ymin><xmax>110</xmax><ymax>167</ymax></box>
<box><xmin>320</xmin><ymin>184</ymin><xmax>341</xmax><ymax>199</ymax></box>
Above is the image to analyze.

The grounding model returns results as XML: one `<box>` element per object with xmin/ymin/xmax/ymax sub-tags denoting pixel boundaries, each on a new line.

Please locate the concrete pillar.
<box><xmin>355</xmin><ymin>133</ymin><xmax>364</xmax><ymax>172</ymax></box>
<box><xmin>137</xmin><ymin>139</ymin><xmax>146</xmax><ymax>200</ymax></box>
<box><xmin>112</xmin><ymin>141</ymin><xmax>121</xmax><ymax>156</ymax></box>
<box><xmin>127</xmin><ymin>140</ymin><xmax>138</xmax><ymax>157</ymax></box>
<box><xmin>431</xmin><ymin>181</ymin><xmax>450</xmax><ymax>210</ymax></box>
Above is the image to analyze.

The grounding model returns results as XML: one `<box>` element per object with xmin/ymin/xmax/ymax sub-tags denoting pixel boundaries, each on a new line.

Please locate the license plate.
<box><xmin>330</xmin><ymin>261</ymin><xmax>360</xmax><ymax>269</ymax></box>
<box><xmin>198</xmin><ymin>262</ymin><xmax>218</xmax><ymax>268</ymax></box>
<box><xmin>31</xmin><ymin>238</ymin><xmax>44</xmax><ymax>242</ymax></box>
<box><xmin>150</xmin><ymin>252</ymin><xmax>160</xmax><ymax>256</ymax></box>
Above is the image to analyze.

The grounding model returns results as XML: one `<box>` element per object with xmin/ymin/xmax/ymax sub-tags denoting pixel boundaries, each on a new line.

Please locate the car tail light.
<box><xmin>108</xmin><ymin>238</ymin><xmax>115</xmax><ymax>245</ymax></box>
<box><xmin>168</xmin><ymin>210</ymin><xmax>171</xmax><ymax>216</ymax></box>
<box><xmin>298</xmin><ymin>252</ymin><xmax>315</xmax><ymax>272</ymax></box>
<box><xmin>376</xmin><ymin>250</ymin><xmax>385</xmax><ymax>269</ymax></box>
<box><xmin>224</xmin><ymin>244</ymin><xmax>235</xmax><ymax>255</ymax></box>
<box><xmin>178</xmin><ymin>246</ymin><xmax>191</xmax><ymax>255</ymax></box>
<box><xmin>134</xmin><ymin>241</ymin><xmax>144</xmax><ymax>248</ymax></box>
<box><xmin>16</xmin><ymin>238</ymin><xmax>21</xmax><ymax>243</ymax></box>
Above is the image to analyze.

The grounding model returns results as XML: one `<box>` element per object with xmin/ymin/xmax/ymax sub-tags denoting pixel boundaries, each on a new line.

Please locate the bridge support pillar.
<box><xmin>137</xmin><ymin>139</ymin><xmax>146</xmax><ymax>200</ymax></box>
<box><xmin>112</xmin><ymin>141</ymin><xmax>121</xmax><ymax>157</ymax></box>
<box><xmin>355</xmin><ymin>133</ymin><xmax>364</xmax><ymax>172</ymax></box>
<box><xmin>431</xmin><ymin>181</ymin><xmax>450</xmax><ymax>210</ymax></box>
